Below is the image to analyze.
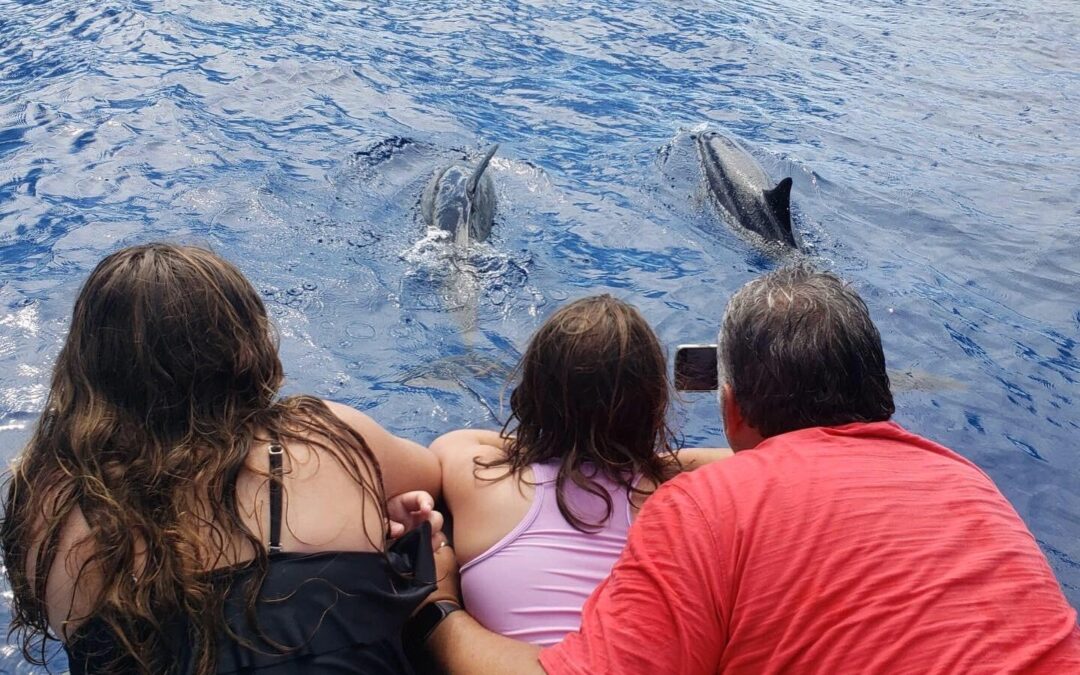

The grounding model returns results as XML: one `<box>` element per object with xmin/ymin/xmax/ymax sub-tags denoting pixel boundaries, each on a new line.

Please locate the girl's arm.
<box><xmin>325</xmin><ymin>400</ymin><xmax>442</xmax><ymax>499</ymax></box>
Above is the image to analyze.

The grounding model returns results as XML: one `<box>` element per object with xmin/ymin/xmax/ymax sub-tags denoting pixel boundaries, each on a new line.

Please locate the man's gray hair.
<box><xmin>718</xmin><ymin>265</ymin><xmax>894</xmax><ymax>437</ymax></box>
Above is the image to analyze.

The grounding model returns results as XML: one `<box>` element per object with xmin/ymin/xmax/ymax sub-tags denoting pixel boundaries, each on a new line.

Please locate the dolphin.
<box><xmin>420</xmin><ymin>143</ymin><xmax>499</xmax><ymax>247</ymax></box>
<box><xmin>695</xmin><ymin>131</ymin><xmax>796</xmax><ymax>248</ymax></box>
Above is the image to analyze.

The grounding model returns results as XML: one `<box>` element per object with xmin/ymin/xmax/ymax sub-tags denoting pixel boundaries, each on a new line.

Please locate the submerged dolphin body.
<box><xmin>696</xmin><ymin>131</ymin><xmax>796</xmax><ymax>248</ymax></box>
<box><xmin>421</xmin><ymin>144</ymin><xmax>499</xmax><ymax>247</ymax></box>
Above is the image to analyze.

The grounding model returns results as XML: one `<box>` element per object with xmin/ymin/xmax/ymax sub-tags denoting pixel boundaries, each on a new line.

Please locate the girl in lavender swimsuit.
<box><xmin>431</xmin><ymin>295</ymin><xmax>730</xmax><ymax>646</ymax></box>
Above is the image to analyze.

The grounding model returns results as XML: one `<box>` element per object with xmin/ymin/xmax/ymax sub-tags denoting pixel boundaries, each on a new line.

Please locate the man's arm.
<box><xmin>427</xmin><ymin>611</ymin><xmax>545</xmax><ymax>675</ymax></box>
<box><xmin>416</xmin><ymin>540</ymin><xmax>544</xmax><ymax>673</ymax></box>
<box><xmin>539</xmin><ymin>479</ymin><xmax>728</xmax><ymax>674</ymax></box>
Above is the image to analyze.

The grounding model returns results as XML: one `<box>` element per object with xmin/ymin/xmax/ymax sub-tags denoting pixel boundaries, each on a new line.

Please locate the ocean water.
<box><xmin>0</xmin><ymin>0</ymin><xmax>1077</xmax><ymax>669</ymax></box>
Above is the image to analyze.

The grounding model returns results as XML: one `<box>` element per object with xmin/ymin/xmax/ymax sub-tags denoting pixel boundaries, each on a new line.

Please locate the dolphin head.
<box><xmin>695</xmin><ymin>130</ymin><xmax>744</xmax><ymax>169</ymax></box>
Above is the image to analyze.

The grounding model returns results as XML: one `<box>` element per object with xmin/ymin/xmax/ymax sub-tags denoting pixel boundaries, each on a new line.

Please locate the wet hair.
<box><xmin>719</xmin><ymin>265</ymin><xmax>894</xmax><ymax>437</ymax></box>
<box><xmin>482</xmin><ymin>295</ymin><xmax>678</xmax><ymax>532</ymax></box>
<box><xmin>0</xmin><ymin>244</ymin><xmax>385</xmax><ymax>675</ymax></box>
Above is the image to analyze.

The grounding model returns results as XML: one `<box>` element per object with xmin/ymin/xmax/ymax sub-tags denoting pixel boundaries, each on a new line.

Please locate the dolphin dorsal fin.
<box><xmin>466</xmin><ymin>143</ymin><xmax>500</xmax><ymax>197</ymax></box>
<box><xmin>763</xmin><ymin>177</ymin><xmax>794</xmax><ymax>242</ymax></box>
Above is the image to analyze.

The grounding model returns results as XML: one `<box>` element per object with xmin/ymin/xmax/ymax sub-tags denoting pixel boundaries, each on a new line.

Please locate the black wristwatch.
<box><xmin>404</xmin><ymin>600</ymin><xmax>462</xmax><ymax>651</ymax></box>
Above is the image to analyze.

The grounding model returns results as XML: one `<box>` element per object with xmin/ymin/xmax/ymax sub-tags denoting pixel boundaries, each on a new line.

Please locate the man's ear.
<box><xmin>721</xmin><ymin>383</ymin><xmax>742</xmax><ymax>433</ymax></box>
<box><xmin>721</xmin><ymin>383</ymin><xmax>762</xmax><ymax>451</ymax></box>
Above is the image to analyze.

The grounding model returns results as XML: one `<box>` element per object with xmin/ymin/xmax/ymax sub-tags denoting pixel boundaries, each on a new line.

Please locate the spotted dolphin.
<box><xmin>695</xmin><ymin>131</ymin><xmax>796</xmax><ymax>248</ymax></box>
<box><xmin>420</xmin><ymin>143</ymin><xmax>499</xmax><ymax>247</ymax></box>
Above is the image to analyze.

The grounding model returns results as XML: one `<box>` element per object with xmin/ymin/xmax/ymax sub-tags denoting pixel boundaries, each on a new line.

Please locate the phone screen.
<box><xmin>674</xmin><ymin>344</ymin><xmax>719</xmax><ymax>391</ymax></box>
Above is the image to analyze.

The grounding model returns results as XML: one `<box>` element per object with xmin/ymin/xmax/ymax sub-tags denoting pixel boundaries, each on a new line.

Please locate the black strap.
<box><xmin>268</xmin><ymin>442</ymin><xmax>284</xmax><ymax>554</ymax></box>
<box><xmin>403</xmin><ymin>600</ymin><xmax>463</xmax><ymax>655</ymax></box>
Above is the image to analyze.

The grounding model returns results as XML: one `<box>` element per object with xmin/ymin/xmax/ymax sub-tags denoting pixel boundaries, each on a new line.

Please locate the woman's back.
<box><xmin>67</xmin><ymin>548</ymin><xmax>434</xmax><ymax>674</ymax></box>
<box><xmin>433</xmin><ymin>296</ymin><xmax>728</xmax><ymax>644</ymax></box>
<box><xmin>458</xmin><ymin>461</ymin><xmax>635</xmax><ymax>646</ymax></box>
<box><xmin>60</xmin><ymin>424</ymin><xmax>441</xmax><ymax>674</ymax></box>
<box><xmin>0</xmin><ymin>245</ymin><xmax>442</xmax><ymax>675</ymax></box>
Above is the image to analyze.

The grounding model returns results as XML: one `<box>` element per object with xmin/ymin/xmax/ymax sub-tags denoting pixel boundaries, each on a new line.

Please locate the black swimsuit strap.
<box><xmin>268</xmin><ymin>440</ymin><xmax>284</xmax><ymax>554</ymax></box>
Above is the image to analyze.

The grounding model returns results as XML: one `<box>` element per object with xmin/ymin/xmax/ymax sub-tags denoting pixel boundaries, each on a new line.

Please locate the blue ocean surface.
<box><xmin>0</xmin><ymin>0</ymin><xmax>1077</xmax><ymax>670</ymax></box>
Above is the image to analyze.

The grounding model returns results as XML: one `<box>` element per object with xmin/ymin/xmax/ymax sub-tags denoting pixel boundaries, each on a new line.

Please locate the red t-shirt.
<box><xmin>540</xmin><ymin>421</ymin><xmax>1080</xmax><ymax>674</ymax></box>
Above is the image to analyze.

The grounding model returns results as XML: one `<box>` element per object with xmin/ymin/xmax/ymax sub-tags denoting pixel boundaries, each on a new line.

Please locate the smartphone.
<box><xmin>674</xmin><ymin>344</ymin><xmax>719</xmax><ymax>392</ymax></box>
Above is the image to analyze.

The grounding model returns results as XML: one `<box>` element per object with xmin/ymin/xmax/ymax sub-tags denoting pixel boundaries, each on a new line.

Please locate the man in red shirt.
<box><xmin>412</xmin><ymin>266</ymin><xmax>1080</xmax><ymax>673</ymax></box>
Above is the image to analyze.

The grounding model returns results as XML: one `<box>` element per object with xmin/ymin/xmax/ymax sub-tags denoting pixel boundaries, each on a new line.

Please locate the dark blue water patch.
<box><xmin>40</xmin><ymin>7</ymin><xmax>79</xmax><ymax>32</ymax></box>
<box><xmin>1</xmin><ymin>53</ymin><xmax>73</xmax><ymax>86</ymax></box>
<box><xmin>1048</xmin><ymin>393</ymin><xmax>1071</xmax><ymax>410</ymax></box>
<box><xmin>105</xmin><ymin>96</ymin><xmax>154</xmax><ymax>111</ymax></box>
<box><xmin>998</xmin><ymin>377</ymin><xmax>1036</xmax><ymax>412</ymax></box>
<box><xmin>965</xmin><ymin>412</ymin><xmax>985</xmax><ymax>434</ymax></box>
<box><xmin>70</xmin><ymin>129</ymin><xmax>96</xmax><ymax>153</ymax></box>
<box><xmin>0</xmin><ymin>177</ymin><xmax>23</xmax><ymax>204</ymax></box>
<box><xmin>481</xmin><ymin>330</ymin><xmax>523</xmax><ymax>362</ymax></box>
<box><xmin>0</xmin><ymin>126</ymin><xmax>28</xmax><ymax>161</ymax></box>
<box><xmin>1005</xmin><ymin>434</ymin><xmax>1046</xmax><ymax>462</ymax></box>
<box><xmin>945</xmin><ymin>322</ymin><xmax>991</xmax><ymax>363</ymax></box>
<box><xmin>1038</xmin><ymin>539</ymin><xmax>1080</xmax><ymax>574</ymax></box>
<box><xmin>742</xmin><ymin>248</ymin><xmax>778</xmax><ymax>273</ymax></box>
<box><xmin>0</xmin><ymin>239</ymin><xmax>53</xmax><ymax>273</ymax></box>
<box><xmin>68</xmin><ymin>5</ymin><xmax>122</xmax><ymax>39</ymax></box>
<box><xmin>1046</xmin><ymin>333</ymin><xmax>1079</xmax><ymax>380</ymax></box>
<box><xmin>1027</xmin><ymin>375</ymin><xmax>1055</xmax><ymax>391</ymax></box>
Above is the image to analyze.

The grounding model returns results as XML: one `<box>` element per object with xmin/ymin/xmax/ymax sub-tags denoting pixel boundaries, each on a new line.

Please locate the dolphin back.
<box><xmin>421</xmin><ymin>144</ymin><xmax>499</xmax><ymax>246</ymax></box>
<box><xmin>420</xmin><ymin>165</ymin><xmax>449</xmax><ymax>228</ymax></box>
<box><xmin>697</xmin><ymin>130</ymin><xmax>797</xmax><ymax>249</ymax></box>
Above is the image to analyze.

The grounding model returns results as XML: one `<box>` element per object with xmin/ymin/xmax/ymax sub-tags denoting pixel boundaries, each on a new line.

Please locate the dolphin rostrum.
<box><xmin>421</xmin><ymin>143</ymin><xmax>499</xmax><ymax>247</ymax></box>
<box><xmin>695</xmin><ymin>131</ymin><xmax>796</xmax><ymax>248</ymax></box>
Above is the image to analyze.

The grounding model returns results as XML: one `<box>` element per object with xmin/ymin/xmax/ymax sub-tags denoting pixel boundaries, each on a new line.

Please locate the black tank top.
<box><xmin>64</xmin><ymin>441</ymin><xmax>435</xmax><ymax>674</ymax></box>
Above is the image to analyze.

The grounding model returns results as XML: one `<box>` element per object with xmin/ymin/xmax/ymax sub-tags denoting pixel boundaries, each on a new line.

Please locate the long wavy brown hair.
<box><xmin>482</xmin><ymin>295</ymin><xmax>679</xmax><ymax>532</ymax></box>
<box><xmin>0</xmin><ymin>244</ymin><xmax>386</xmax><ymax>675</ymax></box>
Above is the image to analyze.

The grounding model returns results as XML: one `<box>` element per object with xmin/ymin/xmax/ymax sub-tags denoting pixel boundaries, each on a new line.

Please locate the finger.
<box><xmin>432</xmin><ymin>537</ymin><xmax>461</xmax><ymax>597</ymax></box>
<box><xmin>389</xmin><ymin>520</ymin><xmax>405</xmax><ymax>538</ymax></box>
<box><xmin>426</xmin><ymin>509</ymin><xmax>445</xmax><ymax>536</ymax></box>
<box><xmin>397</xmin><ymin>490</ymin><xmax>434</xmax><ymax>516</ymax></box>
<box><xmin>385</xmin><ymin>498</ymin><xmax>408</xmax><ymax>524</ymax></box>
<box><xmin>386</xmin><ymin>491</ymin><xmax>423</xmax><ymax>522</ymax></box>
<box><xmin>407</xmin><ymin>491</ymin><xmax>434</xmax><ymax>515</ymax></box>
<box><xmin>432</xmin><ymin>531</ymin><xmax>450</xmax><ymax>551</ymax></box>
<box><xmin>417</xmin><ymin>493</ymin><xmax>434</xmax><ymax>513</ymax></box>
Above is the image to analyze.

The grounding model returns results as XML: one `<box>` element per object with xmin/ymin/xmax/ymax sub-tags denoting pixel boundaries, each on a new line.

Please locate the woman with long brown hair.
<box><xmin>430</xmin><ymin>294</ymin><xmax>730</xmax><ymax>645</ymax></box>
<box><xmin>1</xmin><ymin>244</ymin><xmax>443</xmax><ymax>674</ymax></box>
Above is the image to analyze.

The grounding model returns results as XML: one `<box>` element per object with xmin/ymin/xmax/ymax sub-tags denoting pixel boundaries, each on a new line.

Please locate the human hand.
<box><xmin>423</xmin><ymin>537</ymin><xmax>462</xmax><ymax>606</ymax></box>
<box><xmin>387</xmin><ymin>491</ymin><xmax>445</xmax><ymax>549</ymax></box>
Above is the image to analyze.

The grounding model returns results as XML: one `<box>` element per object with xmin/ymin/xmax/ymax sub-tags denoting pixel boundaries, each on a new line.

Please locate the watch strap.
<box><xmin>404</xmin><ymin>600</ymin><xmax>462</xmax><ymax>652</ymax></box>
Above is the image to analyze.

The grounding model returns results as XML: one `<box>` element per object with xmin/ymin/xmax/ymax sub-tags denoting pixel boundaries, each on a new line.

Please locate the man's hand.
<box><xmin>424</xmin><ymin>535</ymin><xmax>463</xmax><ymax>606</ymax></box>
<box><xmin>421</xmin><ymin>542</ymin><xmax>545</xmax><ymax>674</ymax></box>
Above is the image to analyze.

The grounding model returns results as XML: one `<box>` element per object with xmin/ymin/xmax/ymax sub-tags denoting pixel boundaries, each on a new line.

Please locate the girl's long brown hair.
<box><xmin>482</xmin><ymin>295</ymin><xmax>679</xmax><ymax>532</ymax></box>
<box><xmin>0</xmin><ymin>244</ymin><xmax>386</xmax><ymax>675</ymax></box>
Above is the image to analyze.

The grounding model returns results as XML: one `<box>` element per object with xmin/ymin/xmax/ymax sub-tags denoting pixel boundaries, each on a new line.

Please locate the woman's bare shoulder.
<box><xmin>41</xmin><ymin>503</ymin><xmax>104</xmax><ymax>639</ymax></box>
<box><xmin>319</xmin><ymin>399</ymin><xmax>441</xmax><ymax>498</ymax></box>
<box><xmin>430</xmin><ymin>429</ymin><xmax>513</xmax><ymax>493</ymax></box>
<box><xmin>674</xmin><ymin>447</ymin><xmax>733</xmax><ymax>470</ymax></box>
